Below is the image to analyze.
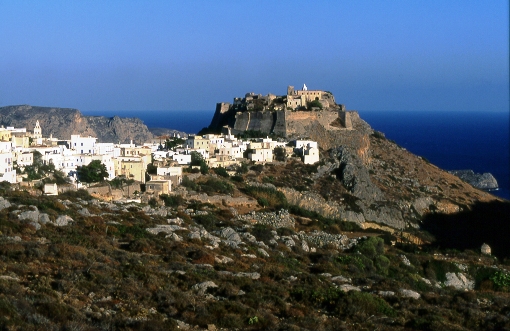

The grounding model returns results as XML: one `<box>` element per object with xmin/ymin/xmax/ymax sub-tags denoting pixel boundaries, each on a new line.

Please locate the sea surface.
<box><xmin>360</xmin><ymin>111</ymin><xmax>509</xmax><ymax>201</ymax></box>
<box><xmin>81</xmin><ymin>109</ymin><xmax>510</xmax><ymax>200</ymax></box>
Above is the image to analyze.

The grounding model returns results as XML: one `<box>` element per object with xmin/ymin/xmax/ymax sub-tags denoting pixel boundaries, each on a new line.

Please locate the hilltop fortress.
<box><xmin>208</xmin><ymin>85</ymin><xmax>355</xmax><ymax>138</ymax></box>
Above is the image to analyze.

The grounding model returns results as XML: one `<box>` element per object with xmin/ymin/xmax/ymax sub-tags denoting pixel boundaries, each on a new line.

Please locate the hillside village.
<box><xmin>1</xmin><ymin>98</ymin><xmax>510</xmax><ymax>330</ymax></box>
<box><xmin>0</xmin><ymin>120</ymin><xmax>320</xmax><ymax>202</ymax></box>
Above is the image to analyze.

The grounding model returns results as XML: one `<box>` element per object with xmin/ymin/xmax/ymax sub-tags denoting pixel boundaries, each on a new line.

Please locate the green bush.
<box><xmin>213</xmin><ymin>167</ymin><xmax>229</xmax><ymax>178</ymax></box>
<box><xmin>58</xmin><ymin>189</ymin><xmax>92</xmax><ymax>201</ymax></box>
<box><xmin>200</xmin><ymin>178</ymin><xmax>233</xmax><ymax>194</ymax></box>
<box><xmin>337</xmin><ymin>291</ymin><xmax>395</xmax><ymax>317</ymax></box>
<box><xmin>490</xmin><ymin>270</ymin><xmax>510</xmax><ymax>291</ymax></box>
<box><xmin>231</xmin><ymin>175</ymin><xmax>244</xmax><ymax>182</ymax></box>
<box><xmin>374</xmin><ymin>255</ymin><xmax>391</xmax><ymax>274</ymax></box>
<box><xmin>252</xmin><ymin>224</ymin><xmax>274</xmax><ymax>242</ymax></box>
<box><xmin>76</xmin><ymin>160</ymin><xmax>108</xmax><ymax>183</ymax></box>
<box><xmin>257</xmin><ymin>197</ymin><xmax>269</xmax><ymax>207</ymax></box>
<box><xmin>160</xmin><ymin>194</ymin><xmax>185</xmax><ymax>207</ymax></box>
<box><xmin>244</xmin><ymin>186</ymin><xmax>287</xmax><ymax>209</ymax></box>
<box><xmin>181</xmin><ymin>176</ymin><xmax>198</xmax><ymax>191</ymax></box>
<box><xmin>357</xmin><ymin>237</ymin><xmax>384</xmax><ymax>259</ymax></box>
<box><xmin>307</xmin><ymin>99</ymin><xmax>323</xmax><ymax>110</ymax></box>
<box><xmin>193</xmin><ymin>214</ymin><xmax>219</xmax><ymax>231</ymax></box>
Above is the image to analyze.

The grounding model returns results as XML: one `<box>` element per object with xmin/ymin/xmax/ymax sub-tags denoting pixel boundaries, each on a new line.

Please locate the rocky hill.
<box><xmin>1</xmin><ymin>99</ymin><xmax>509</xmax><ymax>330</ymax></box>
<box><xmin>0</xmin><ymin>183</ymin><xmax>509</xmax><ymax>330</ymax></box>
<box><xmin>0</xmin><ymin>105</ymin><xmax>154</xmax><ymax>144</ymax></box>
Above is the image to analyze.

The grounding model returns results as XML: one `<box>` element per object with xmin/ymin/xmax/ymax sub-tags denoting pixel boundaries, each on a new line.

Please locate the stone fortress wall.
<box><xmin>209</xmin><ymin>84</ymin><xmax>354</xmax><ymax>138</ymax></box>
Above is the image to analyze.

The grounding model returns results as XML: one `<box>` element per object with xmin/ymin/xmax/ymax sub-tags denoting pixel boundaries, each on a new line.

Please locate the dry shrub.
<box><xmin>479</xmin><ymin>279</ymin><xmax>494</xmax><ymax>292</ymax></box>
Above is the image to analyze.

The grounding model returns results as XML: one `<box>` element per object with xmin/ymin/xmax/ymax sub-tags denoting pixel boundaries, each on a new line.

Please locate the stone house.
<box><xmin>146</xmin><ymin>180</ymin><xmax>171</xmax><ymax>196</ymax></box>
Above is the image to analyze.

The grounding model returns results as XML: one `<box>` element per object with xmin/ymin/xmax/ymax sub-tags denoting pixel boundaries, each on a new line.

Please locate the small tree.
<box><xmin>213</xmin><ymin>167</ymin><xmax>229</xmax><ymax>178</ymax></box>
<box><xmin>274</xmin><ymin>147</ymin><xmax>287</xmax><ymax>162</ymax></box>
<box><xmin>307</xmin><ymin>99</ymin><xmax>323</xmax><ymax>110</ymax></box>
<box><xmin>190</xmin><ymin>151</ymin><xmax>209</xmax><ymax>174</ymax></box>
<box><xmin>76</xmin><ymin>160</ymin><xmax>108</xmax><ymax>183</ymax></box>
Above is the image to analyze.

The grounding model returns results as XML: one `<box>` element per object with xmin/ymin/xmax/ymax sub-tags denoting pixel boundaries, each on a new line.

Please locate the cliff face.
<box><xmin>0</xmin><ymin>105</ymin><xmax>154</xmax><ymax>144</ymax></box>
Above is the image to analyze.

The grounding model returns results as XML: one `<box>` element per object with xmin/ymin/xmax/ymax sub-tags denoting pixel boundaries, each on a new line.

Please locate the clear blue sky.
<box><xmin>0</xmin><ymin>0</ymin><xmax>508</xmax><ymax>112</ymax></box>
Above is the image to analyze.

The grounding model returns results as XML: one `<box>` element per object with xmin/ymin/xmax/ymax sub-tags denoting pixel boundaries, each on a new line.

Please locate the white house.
<box><xmin>16</xmin><ymin>152</ymin><xmax>33</xmax><ymax>167</ymax></box>
<box><xmin>157</xmin><ymin>166</ymin><xmax>182</xmax><ymax>177</ymax></box>
<box><xmin>70</xmin><ymin>135</ymin><xmax>97</xmax><ymax>154</ymax></box>
<box><xmin>248</xmin><ymin>148</ymin><xmax>273</xmax><ymax>163</ymax></box>
<box><xmin>94</xmin><ymin>143</ymin><xmax>116</xmax><ymax>156</ymax></box>
<box><xmin>295</xmin><ymin>140</ymin><xmax>318</xmax><ymax>150</ymax></box>
<box><xmin>156</xmin><ymin>166</ymin><xmax>183</xmax><ymax>185</ymax></box>
<box><xmin>172</xmin><ymin>153</ymin><xmax>192</xmax><ymax>165</ymax></box>
<box><xmin>0</xmin><ymin>151</ymin><xmax>16</xmax><ymax>183</ymax></box>
<box><xmin>303</xmin><ymin>147</ymin><xmax>320</xmax><ymax>164</ymax></box>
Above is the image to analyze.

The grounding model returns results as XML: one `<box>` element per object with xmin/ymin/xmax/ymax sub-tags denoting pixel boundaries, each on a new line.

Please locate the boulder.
<box><xmin>78</xmin><ymin>208</ymin><xmax>91</xmax><ymax>216</ymax></box>
<box><xmin>218</xmin><ymin>227</ymin><xmax>242</xmax><ymax>242</ymax></box>
<box><xmin>39</xmin><ymin>213</ymin><xmax>50</xmax><ymax>225</ymax></box>
<box><xmin>166</xmin><ymin>233</ymin><xmax>183</xmax><ymax>241</ymax></box>
<box><xmin>192</xmin><ymin>281</ymin><xmax>218</xmax><ymax>295</ymax></box>
<box><xmin>481</xmin><ymin>243</ymin><xmax>491</xmax><ymax>255</ymax></box>
<box><xmin>215</xmin><ymin>255</ymin><xmax>233</xmax><ymax>264</ymax></box>
<box><xmin>0</xmin><ymin>197</ymin><xmax>11</xmax><ymax>210</ymax></box>
<box><xmin>54</xmin><ymin>215</ymin><xmax>74</xmax><ymax>226</ymax></box>
<box><xmin>400</xmin><ymin>255</ymin><xmax>412</xmax><ymax>266</ymax></box>
<box><xmin>400</xmin><ymin>289</ymin><xmax>421</xmax><ymax>299</ymax></box>
<box><xmin>340</xmin><ymin>284</ymin><xmax>361</xmax><ymax>292</ymax></box>
<box><xmin>331</xmin><ymin>275</ymin><xmax>351</xmax><ymax>283</ymax></box>
<box><xmin>235</xmin><ymin>272</ymin><xmax>260</xmax><ymax>280</ymax></box>
<box><xmin>257</xmin><ymin>248</ymin><xmax>270</xmax><ymax>257</ymax></box>
<box><xmin>281</xmin><ymin>236</ymin><xmax>295</xmax><ymax>248</ymax></box>
<box><xmin>18</xmin><ymin>210</ymin><xmax>40</xmax><ymax>223</ymax></box>
<box><xmin>444</xmin><ymin>272</ymin><xmax>474</xmax><ymax>290</ymax></box>
<box><xmin>301</xmin><ymin>240</ymin><xmax>310</xmax><ymax>252</ymax></box>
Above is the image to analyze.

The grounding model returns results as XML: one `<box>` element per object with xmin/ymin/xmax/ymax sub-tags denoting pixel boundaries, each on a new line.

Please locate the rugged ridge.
<box><xmin>0</xmin><ymin>105</ymin><xmax>154</xmax><ymax>144</ymax></box>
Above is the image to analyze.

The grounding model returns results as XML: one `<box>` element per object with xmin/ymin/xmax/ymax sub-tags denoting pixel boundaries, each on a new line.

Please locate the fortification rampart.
<box><xmin>285</xmin><ymin>110</ymin><xmax>350</xmax><ymax>137</ymax></box>
<box><xmin>208</xmin><ymin>86</ymin><xmax>352</xmax><ymax>137</ymax></box>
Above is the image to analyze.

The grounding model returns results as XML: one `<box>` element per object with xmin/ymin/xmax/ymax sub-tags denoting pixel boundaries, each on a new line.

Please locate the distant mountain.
<box><xmin>0</xmin><ymin>105</ymin><xmax>154</xmax><ymax>144</ymax></box>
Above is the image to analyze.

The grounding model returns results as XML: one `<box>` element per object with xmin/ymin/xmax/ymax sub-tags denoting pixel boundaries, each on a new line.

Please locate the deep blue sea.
<box><xmin>82</xmin><ymin>109</ymin><xmax>510</xmax><ymax>200</ymax></box>
<box><xmin>360</xmin><ymin>111</ymin><xmax>509</xmax><ymax>201</ymax></box>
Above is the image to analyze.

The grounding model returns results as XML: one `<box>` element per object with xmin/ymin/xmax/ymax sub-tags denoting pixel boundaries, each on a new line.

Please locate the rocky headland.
<box><xmin>0</xmin><ymin>105</ymin><xmax>154</xmax><ymax>144</ymax></box>
<box><xmin>449</xmin><ymin>169</ymin><xmax>499</xmax><ymax>190</ymax></box>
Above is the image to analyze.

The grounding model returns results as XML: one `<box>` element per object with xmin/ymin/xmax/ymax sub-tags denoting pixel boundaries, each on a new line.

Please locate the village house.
<box><xmin>185</xmin><ymin>135</ymin><xmax>209</xmax><ymax>150</ymax></box>
<box><xmin>0</xmin><ymin>140</ymin><xmax>15</xmax><ymax>183</ymax></box>
<box><xmin>146</xmin><ymin>180</ymin><xmax>171</xmax><ymax>196</ymax></box>
<box><xmin>295</xmin><ymin>140</ymin><xmax>320</xmax><ymax>165</ymax></box>
<box><xmin>156</xmin><ymin>166</ymin><xmax>182</xmax><ymax>187</ymax></box>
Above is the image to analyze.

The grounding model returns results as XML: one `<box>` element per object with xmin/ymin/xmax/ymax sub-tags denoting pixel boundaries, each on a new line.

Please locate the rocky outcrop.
<box><xmin>0</xmin><ymin>105</ymin><xmax>154</xmax><ymax>144</ymax></box>
<box><xmin>449</xmin><ymin>170</ymin><xmax>498</xmax><ymax>190</ymax></box>
<box><xmin>331</xmin><ymin>146</ymin><xmax>383</xmax><ymax>202</ymax></box>
<box><xmin>443</xmin><ymin>272</ymin><xmax>474</xmax><ymax>290</ymax></box>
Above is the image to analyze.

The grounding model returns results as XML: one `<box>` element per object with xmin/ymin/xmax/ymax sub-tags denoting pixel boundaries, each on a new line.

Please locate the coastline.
<box><xmin>81</xmin><ymin>109</ymin><xmax>510</xmax><ymax>200</ymax></box>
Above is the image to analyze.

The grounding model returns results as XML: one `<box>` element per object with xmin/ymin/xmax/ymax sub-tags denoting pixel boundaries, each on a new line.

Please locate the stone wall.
<box><xmin>285</xmin><ymin>110</ymin><xmax>342</xmax><ymax>137</ymax></box>
<box><xmin>232</xmin><ymin>111</ymin><xmax>276</xmax><ymax>134</ymax></box>
<box><xmin>186</xmin><ymin>193</ymin><xmax>257</xmax><ymax>208</ymax></box>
